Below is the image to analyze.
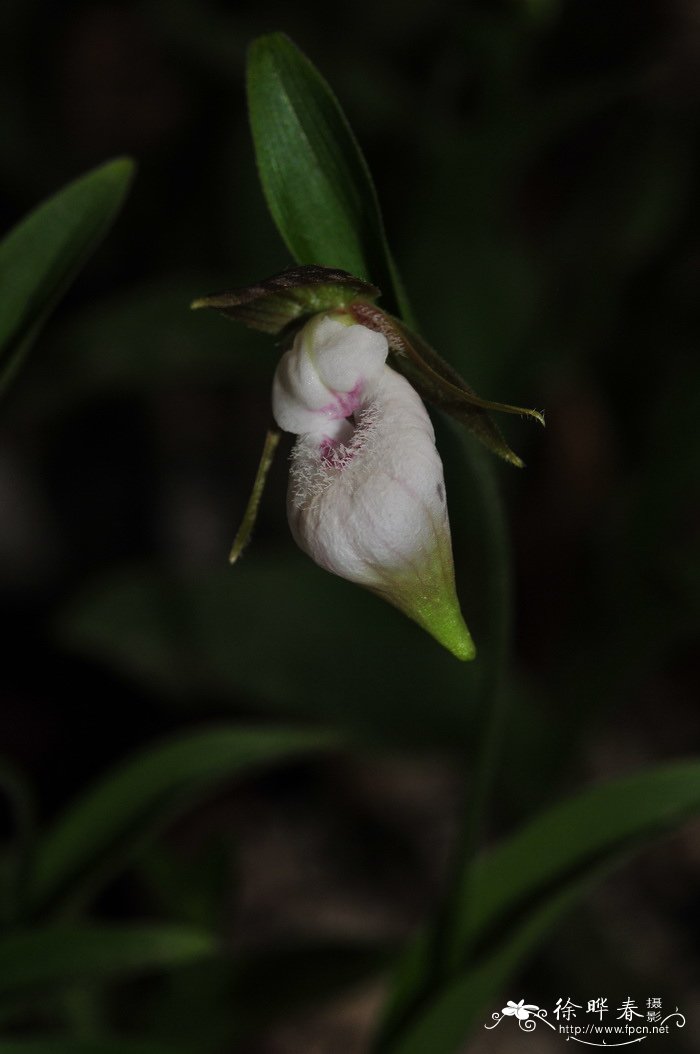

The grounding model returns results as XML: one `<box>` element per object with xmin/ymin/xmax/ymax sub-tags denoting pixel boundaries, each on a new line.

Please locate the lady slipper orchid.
<box><xmin>271</xmin><ymin>313</ymin><xmax>475</xmax><ymax>661</ymax></box>
<box><xmin>193</xmin><ymin>263</ymin><xmax>542</xmax><ymax>661</ymax></box>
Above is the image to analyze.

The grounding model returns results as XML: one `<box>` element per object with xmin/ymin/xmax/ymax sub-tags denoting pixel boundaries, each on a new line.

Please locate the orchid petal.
<box><xmin>271</xmin><ymin>315</ymin><xmax>475</xmax><ymax>660</ymax></box>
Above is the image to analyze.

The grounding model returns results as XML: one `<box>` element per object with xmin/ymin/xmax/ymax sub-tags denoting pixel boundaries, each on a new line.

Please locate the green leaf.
<box><xmin>376</xmin><ymin>759</ymin><xmax>700</xmax><ymax>1053</ymax></box>
<box><xmin>379</xmin><ymin>870</ymin><xmax>609</xmax><ymax>1054</ymax></box>
<box><xmin>0</xmin><ymin>924</ymin><xmax>217</xmax><ymax>997</ymax></box>
<box><xmin>458</xmin><ymin>759</ymin><xmax>700</xmax><ymax>950</ymax></box>
<box><xmin>0</xmin><ymin>1043</ymin><xmax>182</xmax><ymax>1054</ymax></box>
<box><xmin>244</xmin><ymin>34</ymin><xmax>536</xmax><ymax>467</ymax></box>
<box><xmin>28</xmin><ymin>724</ymin><xmax>339</xmax><ymax>913</ymax></box>
<box><xmin>137</xmin><ymin>840</ymin><xmax>232</xmax><ymax>930</ymax></box>
<box><xmin>0</xmin><ymin>158</ymin><xmax>134</xmax><ymax>393</ymax></box>
<box><xmin>247</xmin><ymin>33</ymin><xmax>408</xmax><ymax>319</ymax></box>
<box><xmin>56</xmin><ymin>559</ymin><xmax>482</xmax><ymax>748</ymax></box>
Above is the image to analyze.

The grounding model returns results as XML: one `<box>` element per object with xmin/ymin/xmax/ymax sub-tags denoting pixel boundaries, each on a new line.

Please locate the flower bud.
<box><xmin>272</xmin><ymin>314</ymin><xmax>475</xmax><ymax>660</ymax></box>
<box><xmin>272</xmin><ymin>313</ymin><xmax>388</xmax><ymax>434</ymax></box>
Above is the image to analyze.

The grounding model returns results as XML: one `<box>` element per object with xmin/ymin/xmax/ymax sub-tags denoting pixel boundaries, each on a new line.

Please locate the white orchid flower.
<box><xmin>271</xmin><ymin>313</ymin><xmax>475</xmax><ymax>660</ymax></box>
<box><xmin>193</xmin><ymin>264</ymin><xmax>542</xmax><ymax>659</ymax></box>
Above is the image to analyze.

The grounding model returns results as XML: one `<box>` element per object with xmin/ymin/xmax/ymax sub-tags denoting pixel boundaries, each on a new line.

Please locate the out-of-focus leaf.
<box><xmin>376</xmin><ymin>759</ymin><xmax>700</xmax><ymax>1052</ymax></box>
<box><xmin>247</xmin><ymin>33</ymin><xmax>409</xmax><ymax>319</ymax></box>
<box><xmin>15</xmin><ymin>272</ymin><xmax>269</xmax><ymax>418</ymax></box>
<box><xmin>458</xmin><ymin>759</ymin><xmax>700</xmax><ymax>951</ymax></box>
<box><xmin>29</xmin><ymin>724</ymin><xmax>339</xmax><ymax>913</ymax></box>
<box><xmin>56</xmin><ymin>557</ymin><xmax>481</xmax><ymax>749</ymax></box>
<box><xmin>625</xmin><ymin>362</ymin><xmax>700</xmax><ymax>558</ymax></box>
<box><xmin>0</xmin><ymin>1043</ymin><xmax>183</xmax><ymax>1054</ymax></box>
<box><xmin>0</xmin><ymin>925</ymin><xmax>217</xmax><ymax>997</ymax></box>
<box><xmin>378</xmin><ymin>869</ymin><xmax>607</xmax><ymax>1054</ymax></box>
<box><xmin>0</xmin><ymin>760</ymin><xmax>35</xmax><ymax>925</ymax></box>
<box><xmin>138</xmin><ymin>840</ymin><xmax>231</xmax><ymax>930</ymax></box>
<box><xmin>0</xmin><ymin>158</ymin><xmax>134</xmax><ymax>393</ymax></box>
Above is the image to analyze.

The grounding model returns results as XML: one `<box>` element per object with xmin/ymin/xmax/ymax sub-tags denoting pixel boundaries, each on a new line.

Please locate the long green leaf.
<box><xmin>381</xmin><ymin>869</ymin><xmax>611</xmax><ymax>1054</ymax></box>
<box><xmin>56</xmin><ymin>559</ymin><xmax>480</xmax><ymax>745</ymax></box>
<box><xmin>377</xmin><ymin>759</ymin><xmax>700</xmax><ymax>1052</ymax></box>
<box><xmin>0</xmin><ymin>158</ymin><xmax>134</xmax><ymax>393</ymax></box>
<box><xmin>29</xmin><ymin>724</ymin><xmax>339</xmax><ymax>913</ymax></box>
<box><xmin>0</xmin><ymin>1043</ymin><xmax>181</xmax><ymax>1054</ymax></box>
<box><xmin>247</xmin><ymin>33</ymin><xmax>408</xmax><ymax>319</ymax></box>
<box><xmin>459</xmin><ymin>758</ymin><xmax>700</xmax><ymax>951</ymax></box>
<box><xmin>0</xmin><ymin>924</ymin><xmax>216</xmax><ymax>997</ymax></box>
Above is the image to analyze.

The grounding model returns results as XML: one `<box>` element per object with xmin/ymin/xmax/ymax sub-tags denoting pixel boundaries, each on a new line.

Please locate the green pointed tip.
<box><xmin>504</xmin><ymin>449</ymin><xmax>525</xmax><ymax>469</ymax></box>
<box><xmin>249</xmin><ymin>31</ymin><xmax>294</xmax><ymax>62</ymax></box>
<box><xmin>439</xmin><ymin>614</ymin><xmax>477</xmax><ymax>662</ymax></box>
<box><xmin>413</xmin><ymin>594</ymin><xmax>477</xmax><ymax>662</ymax></box>
<box><xmin>104</xmin><ymin>156</ymin><xmax>136</xmax><ymax>181</ymax></box>
<box><xmin>375</xmin><ymin>550</ymin><xmax>477</xmax><ymax>661</ymax></box>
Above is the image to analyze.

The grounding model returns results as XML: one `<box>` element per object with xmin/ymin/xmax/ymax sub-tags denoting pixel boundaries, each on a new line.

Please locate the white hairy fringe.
<box><xmin>289</xmin><ymin>400</ymin><xmax>381</xmax><ymax>509</ymax></box>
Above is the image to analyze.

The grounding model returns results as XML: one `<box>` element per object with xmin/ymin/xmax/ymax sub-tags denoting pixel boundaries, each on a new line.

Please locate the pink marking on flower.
<box><xmin>318</xmin><ymin>436</ymin><xmax>336</xmax><ymax>462</ymax></box>
<box><xmin>318</xmin><ymin>380</ymin><xmax>364</xmax><ymax>419</ymax></box>
<box><xmin>318</xmin><ymin>434</ymin><xmax>357</xmax><ymax>469</ymax></box>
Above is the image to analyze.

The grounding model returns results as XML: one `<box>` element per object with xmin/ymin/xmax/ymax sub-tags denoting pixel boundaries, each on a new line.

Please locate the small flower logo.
<box><xmin>502</xmin><ymin>999</ymin><xmax>540</xmax><ymax>1021</ymax></box>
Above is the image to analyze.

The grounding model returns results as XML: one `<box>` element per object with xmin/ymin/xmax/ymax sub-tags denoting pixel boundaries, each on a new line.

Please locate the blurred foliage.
<box><xmin>0</xmin><ymin>159</ymin><xmax>133</xmax><ymax>394</ymax></box>
<box><xmin>1</xmin><ymin>1</ymin><xmax>699</xmax><ymax>1052</ymax></box>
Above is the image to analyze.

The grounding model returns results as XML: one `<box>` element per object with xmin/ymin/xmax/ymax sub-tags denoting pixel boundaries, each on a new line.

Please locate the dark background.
<box><xmin>1</xmin><ymin>1</ymin><xmax>699</xmax><ymax>1050</ymax></box>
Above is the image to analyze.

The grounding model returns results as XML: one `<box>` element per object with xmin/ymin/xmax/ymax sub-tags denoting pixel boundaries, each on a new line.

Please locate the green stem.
<box><xmin>432</xmin><ymin>432</ymin><xmax>513</xmax><ymax>978</ymax></box>
<box><xmin>229</xmin><ymin>428</ymin><xmax>280</xmax><ymax>564</ymax></box>
<box><xmin>371</xmin><ymin>432</ymin><xmax>514</xmax><ymax>1053</ymax></box>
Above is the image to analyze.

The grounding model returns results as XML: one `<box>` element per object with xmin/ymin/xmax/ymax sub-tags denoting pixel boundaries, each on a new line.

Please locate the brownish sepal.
<box><xmin>191</xmin><ymin>265</ymin><xmax>380</xmax><ymax>336</ymax></box>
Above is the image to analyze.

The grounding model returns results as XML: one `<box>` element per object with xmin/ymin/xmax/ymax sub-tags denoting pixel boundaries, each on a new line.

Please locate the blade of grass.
<box><xmin>0</xmin><ymin>1043</ymin><xmax>185</xmax><ymax>1054</ymax></box>
<box><xmin>0</xmin><ymin>158</ymin><xmax>134</xmax><ymax>393</ymax></box>
<box><xmin>29</xmin><ymin>724</ymin><xmax>339</xmax><ymax>914</ymax></box>
<box><xmin>376</xmin><ymin>758</ymin><xmax>700</xmax><ymax>1052</ymax></box>
<box><xmin>0</xmin><ymin>924</ymin><xmax>217</xmax><ymax>998</ymax></box>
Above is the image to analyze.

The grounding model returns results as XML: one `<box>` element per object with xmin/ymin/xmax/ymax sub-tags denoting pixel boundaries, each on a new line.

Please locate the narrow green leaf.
<box><xmin>246</xmin><ymin>33</ymin><xmax>408</xmax><ymax>319</ymax></box>
<box><xmin>380</xmin><ymin>869</ymin><xmax>610</xmax><ymax>1054</ymax></box>
<box><xmin>0</xmin><ymin>1043</ymin><xmax>182</xmax><ymax>1054</ymax></box>
<box><xmin>29</xmin><ymin>724</ymin><xmax>339</xmax><ymax>913</ymax></box>
<box><xmin>229</xmin><ymin>428</ymin><xmax>280</xmax><ymax>563</ymax></box>
<box><xmin>57</xmin><ymin>558</ymin><xmax>481</xmax><ymax>745</ymax></box>
<box><xmin>460</xmin><ymin>758</ymin><xmax>700</xmax><ymax>952</ymax></box>
<box><xmin>377</xmin><ymin>759</ymin><xmax>700</xmax><ymax>1052</ymax></box>
<box><xmin>0</xmin><ymin>158</ymin><xmax>134</xmax><ymax>393</ymax></box>
<box><xmin>0</xmin><ymin>924</ymin><xmax>217</xmax><ymax>997</ymax></box>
